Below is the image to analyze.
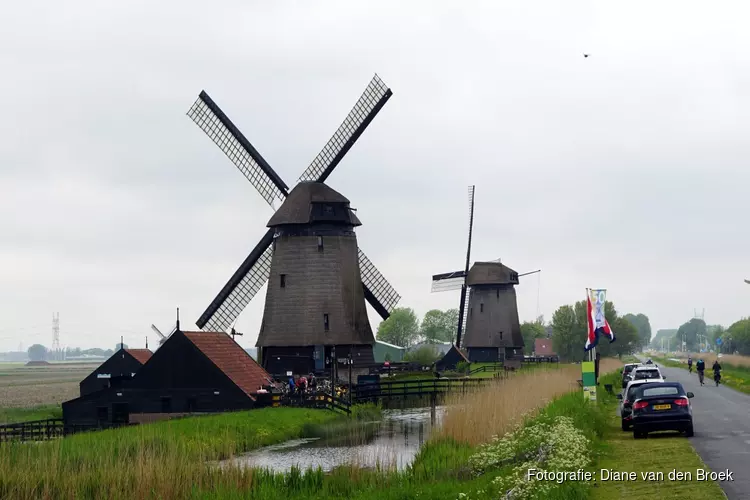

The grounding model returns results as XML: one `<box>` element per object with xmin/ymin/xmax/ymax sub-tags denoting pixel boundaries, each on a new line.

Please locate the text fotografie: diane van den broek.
<box><xmin>527</xmin><ymin>469</ymin><xmax>734</xmax><ymax>483</ymax></box>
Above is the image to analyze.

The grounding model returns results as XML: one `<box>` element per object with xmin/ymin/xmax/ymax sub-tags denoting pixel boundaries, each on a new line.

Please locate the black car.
<box><xmin>617</xmin><ymin>378</ymin><xmax>663</xmax><ymax>431</ymax></box>
<box><xmin>630</xmin><ymin>382</ymin><xmax>694</xmax><ymax>439</ymax></box>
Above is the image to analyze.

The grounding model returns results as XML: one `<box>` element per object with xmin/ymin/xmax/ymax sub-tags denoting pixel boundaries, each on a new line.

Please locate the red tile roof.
<box><xmin>534</xmin><ymin>338</ymin><xmax>555</xmax><ymax>356</ymax></box>
<box><xmin>125</xmin><ymin>349</ymin><xmax>153</xmax><ymax>364</ymax></box>
<box><xmin>183</xmin><ymin>331</ymin><xmax>272</xmax><ymax>400</ymax></box>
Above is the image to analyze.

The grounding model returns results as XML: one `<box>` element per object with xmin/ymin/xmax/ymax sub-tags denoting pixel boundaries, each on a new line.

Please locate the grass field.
<box><xmin>0</xmin><ymin>362</ymin><xmax>98</xmax><ymax>409</ymax></box>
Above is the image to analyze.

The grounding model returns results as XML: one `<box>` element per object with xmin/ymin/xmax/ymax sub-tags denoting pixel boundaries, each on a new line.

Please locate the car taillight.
<box><xmin>674</xmin><ymin>398</ymin><xmax>689</xmax><ymax>407</ymax></box>
<box><xmin>633</xmin><ymin>401</ymin><xmax>648</xmax><ymax>410</ymax></box>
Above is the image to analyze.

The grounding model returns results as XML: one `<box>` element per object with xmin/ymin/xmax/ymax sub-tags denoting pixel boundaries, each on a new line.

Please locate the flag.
<box><xmin>584</xmin><ymin>289</ymin><xmax>616</xmax><ymax>352</ymax></box>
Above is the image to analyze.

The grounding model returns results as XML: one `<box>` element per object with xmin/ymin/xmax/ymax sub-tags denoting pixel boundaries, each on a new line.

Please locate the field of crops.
<box><xmin>0</xmin><ymin>362</ymin><xmax>98</xmax><ymax>411</ymax></box>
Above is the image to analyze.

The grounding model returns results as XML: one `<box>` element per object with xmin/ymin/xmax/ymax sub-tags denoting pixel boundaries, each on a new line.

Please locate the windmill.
<box><xmin>150</xmin><ymin>324</ymin><xmax>176</xmax><ymax>347</ymax></box>
<box><xmin>187</xmin><ymin>74</ymin><xmax>401</xmax><ymax>376</ymax></box>
<box><xmin>431</xmin><ymin>186</ymin><xmax>539</xmax><ymax>362</ymax></box>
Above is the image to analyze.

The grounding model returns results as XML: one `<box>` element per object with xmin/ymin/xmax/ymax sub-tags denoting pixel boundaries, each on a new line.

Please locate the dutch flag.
<box><xmin>584</xmin><ymin>291</ymin><xmax>615</xmax><ymax>351</ymax></box>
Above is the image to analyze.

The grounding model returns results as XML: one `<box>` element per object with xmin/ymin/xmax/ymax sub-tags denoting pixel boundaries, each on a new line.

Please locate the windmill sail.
<box><xmin>189</xmin><ymin>74</ymin><xmax>399</xmax><ymax>332</ymax></box>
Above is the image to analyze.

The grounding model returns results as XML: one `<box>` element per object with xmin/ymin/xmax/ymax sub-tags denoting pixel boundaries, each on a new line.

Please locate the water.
<box><xmin>224</xmin><ymin>406</ymin><xmax>445</xmax><ymax>472</ymax></box>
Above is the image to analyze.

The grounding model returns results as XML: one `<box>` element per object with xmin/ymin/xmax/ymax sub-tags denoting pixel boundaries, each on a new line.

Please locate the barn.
<box><xmin>63</xmin><ymin>330</ymin><xmax>273</xmax><ymax>431</ymax></box>
<box><xmin>79</xmin><ymin>347</ymin><xmax>152</xmax><ymax>397</ymax></box>
<box><xmin>435</xmin><ymin>344</ymin><xmax>470</xmax><ymax>372</ymax></box>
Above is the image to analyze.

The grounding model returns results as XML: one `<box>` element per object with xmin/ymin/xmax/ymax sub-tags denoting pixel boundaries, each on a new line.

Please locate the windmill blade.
<box><xmin>187</xmin><ymin>91</ymin><xmax>289</xmax><ymax>207</ymax></box>
<box><xmin>745</xmin><ymin>279</ymin><xmax>750</xmax><ymax>284</ymax></box>
<box><xmin>431</xmin><ymin>271</ymin><xmax>466</xmax><ymax>292</ymax></box>
<box><xmin>196</xmin><ymin>229</ymin><xmax>274</xmax><ymax>331</ymax></box>
<box><xmin>358</xmin><ymin>248</ymin><xmax>400</xmax><ymax>320</ymax></box>
<box><xmin>297</xmin><ymin>74</ymin><xmax>393</xmax><ymax>184</ymax></box>
<box><xmin>150</xmin><ymin>324</ymin><xmax>166</xmax><ymax>340</ymax></box>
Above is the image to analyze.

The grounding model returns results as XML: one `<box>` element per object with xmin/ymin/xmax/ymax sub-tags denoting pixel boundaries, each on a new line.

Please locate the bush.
<box><xmin>404</xmin><ymin>345</ymin><xmax>441</xmax><ymax>366</ymax></box>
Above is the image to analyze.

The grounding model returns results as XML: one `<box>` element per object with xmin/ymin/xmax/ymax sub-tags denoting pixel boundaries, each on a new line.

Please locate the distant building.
<box><xmin>534</xmin><ymin>338</ymin><xmax>555</xmax><ymax>356</ymax></box>
<box><xmin>79</xmin><ymin>347</ymin><xmax>153</xmax><ymax>397</ymax></box>
<box><xmin>63</xmin><ymin>330</ymin><xmax>272</xmax><ymax>430</ymax></box>
<box><xmin>373</xmin><ymin>340</ymin><xmax>406</xmax><ymax>363</ymax></box>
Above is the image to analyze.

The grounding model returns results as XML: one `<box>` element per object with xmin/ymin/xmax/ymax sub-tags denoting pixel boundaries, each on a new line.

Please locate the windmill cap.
<box><xmin>467</xmin><ymin>261</ymin><xmax>519</xmax><ymax>286</ymax></box>
<box><xmin>267</xmin><ymin>182</ymin><xmax>361</xmax><ymax>227</ymax></box>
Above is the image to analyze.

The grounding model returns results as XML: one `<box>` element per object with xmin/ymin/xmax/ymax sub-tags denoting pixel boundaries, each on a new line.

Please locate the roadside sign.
<box><xmin>716</xmin><ymin>338</ymin><xmax>723</xmax><ymax>346</ymax></box>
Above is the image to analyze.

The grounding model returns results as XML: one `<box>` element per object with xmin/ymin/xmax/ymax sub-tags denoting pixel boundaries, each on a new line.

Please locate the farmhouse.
<box><xmin>63</xmin><ymin>330</ymin><xmax>272</xmax><ymax>430</ymax></box>
<box><xmin>534</xmin><ymin>338</ymin><xmax>556</xmax><ymax>357</ymax></box>
<box><xmin>79</xmin><ymin>347</ymin><xmax>152</xmax><ymax>397</ymax></box>
<box><xmin>373</xmin><ymin>340</ymin><xmax>406</xmax><ymax>363</ymax></box>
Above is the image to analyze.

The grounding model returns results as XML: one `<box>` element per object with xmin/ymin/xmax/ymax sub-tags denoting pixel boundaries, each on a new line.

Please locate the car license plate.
<box><xmin>654</xmin><ymin>404</ymin><xmax>671</xmax><ymax>410</ymax></box>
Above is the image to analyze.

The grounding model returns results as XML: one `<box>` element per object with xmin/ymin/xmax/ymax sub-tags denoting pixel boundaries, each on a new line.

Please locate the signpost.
<box><xmin>582</xmin><ymin>361</ymin><xmax>597</xmax><ymax>401</ymax></box>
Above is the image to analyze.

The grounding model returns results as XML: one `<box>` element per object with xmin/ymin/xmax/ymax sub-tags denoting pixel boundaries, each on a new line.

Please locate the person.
<box><xmin>309</xmin><ymin>373</ymin><xmax>317</xmax><ymax>392</ymax></box>
<box><xmin>299</xmin><ymin>375</ymin><xmax>308</xmax><ymax>394</ymax></box>
<box><xmin>713</xmin><ymin>359</ymin><xmax>722</xmax><ymax>384</ymax></box>
<box><xmin>288</xmin><ymin>375</ymin><xmax>296</xmax><ymax>394</ymax></box>
<box><xmin>696</xmin><ymin>358</ymin><xmax>706</xmax><ymax>385</ymax></box>
<box><xmin>687</xmin><ymin>356</ymin><xmax>693</xmax><ymax>373</ymax></box>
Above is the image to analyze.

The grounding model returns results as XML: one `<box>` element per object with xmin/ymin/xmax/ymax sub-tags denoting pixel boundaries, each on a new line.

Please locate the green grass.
<box><xmin>590</xmin><ymin>372</ymin><xmax>725</xmax><ymax>499</ymax></box>
<box><xmin>0</xmin><ymin>404</ymin><xmax>62</xmax><ymax>424</ymax></box>
<box><xmin>652</xmin><ymin>355</ymin><xmax>750</xmax><ymax>394</ymax></box>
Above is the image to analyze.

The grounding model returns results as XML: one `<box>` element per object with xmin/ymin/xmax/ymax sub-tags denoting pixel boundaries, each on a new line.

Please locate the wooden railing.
<box><xmin>0</xmin><ymin>418</ymin><xmax>64</xmax><ymax>443</ymax></box>
<box><xmin>353</xmin><ymin>377</ymin><xmax>489</xmax><ymax>402</ymax></box>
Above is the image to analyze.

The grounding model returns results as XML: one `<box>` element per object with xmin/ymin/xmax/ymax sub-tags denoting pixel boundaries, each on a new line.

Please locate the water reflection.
<box><xmin>225</xmin><ymin>406</ymin><xmax>445</xmax><ymax>472</ymax></box>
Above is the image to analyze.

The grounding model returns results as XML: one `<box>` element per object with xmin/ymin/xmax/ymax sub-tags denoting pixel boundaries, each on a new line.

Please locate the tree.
<box><xmin>420</xmin><ymin>308</ymin><xmax>459</xmax><ymax>343</ymax></box>
<box><xmin>550</xmin><ymin>299</ymin><xmax>638</xmax><ymax>361</ymax></box>
<box><xmin>521</xmin><ymin>321</ymin><xmax>546</xmax><ymax>355</ymax></box>
<box><xmin>404</xmin><ymin>345</ymin><xmax>441</xmax><ymax>365</ymax></box>
<box><xmin>622</xmin><ymin>313</ymin><xmax>652</xmax><ymax>349</ymax></box>
<box><xmin>675</xmin><ymin>318</ymin><xmax>707</xmax><ymax>352</ymax></box>
<box><xmin>27</xmin><ymin>344</ymin><xmax>48</xmax><ymax>362</ymax></box>
<box><xmin>725</xmin><ymin>318</ymin><xmax>750</xmax><ymax>355</ymax></box>
<box><xmin>376</xmin><ymin>307</ymin><xmax>420</xmax><ymax>347</ymax></box>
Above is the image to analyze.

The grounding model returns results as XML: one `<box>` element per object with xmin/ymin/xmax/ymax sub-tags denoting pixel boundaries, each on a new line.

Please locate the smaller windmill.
<box><xmin>150</xmin><ymin>324</ymin><xmax>176</xmax><ymax>347</ymax></box>
<box><xmin>431</xmin><ymin>186</ymin><xmax>539</xmax><ymax>362</ymax></box>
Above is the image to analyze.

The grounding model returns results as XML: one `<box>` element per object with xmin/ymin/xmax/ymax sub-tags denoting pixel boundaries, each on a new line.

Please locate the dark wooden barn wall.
<box><xmin>79</xmin><ymin>351</ymin><xmax>143</xmax><ymax>397</ymax></box>
<box><xmin>262</xmin><ymin>344</ymin><xmax>374</xmax><ymax>376</ymax></box>
<box><xmin>64</xmin><ymin>332</ymin><xmax>255</xmax><ymax>429</ymax></box>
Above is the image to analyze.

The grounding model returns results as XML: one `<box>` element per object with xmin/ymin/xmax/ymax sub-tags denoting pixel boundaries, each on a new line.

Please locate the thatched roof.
<box><xmin>267</xmin><ymin>182</ymin><xmax>361</xmax><ymax>227</ymax></box>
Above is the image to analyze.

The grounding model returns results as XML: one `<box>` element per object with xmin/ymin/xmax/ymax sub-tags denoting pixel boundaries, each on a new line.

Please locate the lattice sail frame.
<box><xmin>189</xmin><ymin>75</ymin><xmax>399</xmax><ymax>332</ymax></box>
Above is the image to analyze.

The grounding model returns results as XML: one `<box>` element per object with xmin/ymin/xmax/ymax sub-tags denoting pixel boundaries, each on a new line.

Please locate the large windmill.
<box><xmin>431</xmin><ymin>186</ymin><xmax>539</xmax><ymax>362</ymax></box>
<box><xmin>187</xmin><ymin>74</ymin><xmax>401</xmax><ymax>375</ymax></box>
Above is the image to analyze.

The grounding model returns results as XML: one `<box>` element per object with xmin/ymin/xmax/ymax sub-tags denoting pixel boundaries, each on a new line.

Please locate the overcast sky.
<box><xmin>2</xmin><ymin>1</ymin><xmax>749</xmax><ymax>352</ymax></box>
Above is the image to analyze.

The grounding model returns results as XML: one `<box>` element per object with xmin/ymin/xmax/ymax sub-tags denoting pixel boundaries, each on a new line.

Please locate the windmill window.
<box><xmin>480</xmin><ymin>303</ymin><xmax>484</xmax><ymax>313</ymax></box>
<box><xmin>469</xmin><ymin>308</ymin><xmax>472</xmax><ymax>317</ymax></box>
<box><xmin>499</xmin><ymin>332</ymin><xmax>503</xmax><ymax>340</ymax></box>
<box><xmin>324</xmin><ymin>314</ymin><xmax>330</xmax><ymax>331</ymax></box>
<box><xmin>317</xmin><ymin>236</ymin><xmax>323</xmax><ymax>251</ymax></box>
<box><xmin>323</xmin><ymin>205</ymin><xmax>335</xmax><ymax>216</ymax></box>
<box><xmin>280</xmin><ymin>274</ymin><xmax>286</xmax><ymax>288</ymax></box>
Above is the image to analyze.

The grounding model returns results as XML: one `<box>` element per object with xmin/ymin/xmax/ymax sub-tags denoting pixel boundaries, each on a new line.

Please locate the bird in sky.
<box><xmin>583</xmin><ymin>53</ymin><xmax>590</xmax><ymax>58</ymax></box>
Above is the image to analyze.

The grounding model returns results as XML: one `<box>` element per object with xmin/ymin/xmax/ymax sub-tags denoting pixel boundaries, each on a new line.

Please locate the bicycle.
<box><xmin>714</xmin><ymin>371</ymin><xmax>721</xmax><ymax>387</ymax></box>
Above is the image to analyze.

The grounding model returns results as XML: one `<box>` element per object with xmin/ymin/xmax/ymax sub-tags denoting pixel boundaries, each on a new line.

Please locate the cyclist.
<box><xmin>713</xmin><ymin>359</ymin><xmax>722</xmax><ymax>386</ymax></box>
<box><xmin>696</xmin><ymin>358</ymin><xmax>706</xmax><ymax>385</ymax></box>
<box><xmin>687</xmin><ymin>356</ymin><xmax>693</xmax><ymax>373</ymax></box>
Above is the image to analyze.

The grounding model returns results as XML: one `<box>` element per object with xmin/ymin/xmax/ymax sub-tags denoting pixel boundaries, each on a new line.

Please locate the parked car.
<box><xmin>620</xmin><ymin>363</ymin><xmax>641</xmax><ymax>388</ymax></box>
<box><xmin>617</xmin><ymin>377</ymin><xmax>664</xmax><ymax>430</ymax></box>
<box><xmin>630</xmin><ymin>365</ymin><xmax>664</xmax><ymax>382</ymax></box>
<box><xmin>630</xmin><ymin>382</ymin><xmax>694</xmax><ymax>439</ymax></box>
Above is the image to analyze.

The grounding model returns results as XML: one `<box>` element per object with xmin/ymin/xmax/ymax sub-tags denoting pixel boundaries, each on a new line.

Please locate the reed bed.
<box><xmin>436</xmin><ymin>358</ymin><xmax>621</xmax><ymax>446</ymax></box>
<box><xmin>670</xmin><ymin>351</ymin><xmax>750</xmax><ymax>368</ymax></box>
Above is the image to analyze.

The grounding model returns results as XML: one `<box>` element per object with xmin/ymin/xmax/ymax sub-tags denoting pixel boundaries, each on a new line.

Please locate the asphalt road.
<box><xmin>653</xmin><ymin>362</ymin><xmax>750</xmax><ymax>499</ymax></box>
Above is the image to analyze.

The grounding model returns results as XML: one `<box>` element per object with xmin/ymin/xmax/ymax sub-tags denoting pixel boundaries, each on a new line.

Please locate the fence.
<box><xmin>353</xmin><ymin>377</ymin><xmax>489</xmax><ymax>402</ymax></box>
<box><xmin>0</xmin><ymin>418</ymin><xmax>64</xmax><ymax>443</ymax></box>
